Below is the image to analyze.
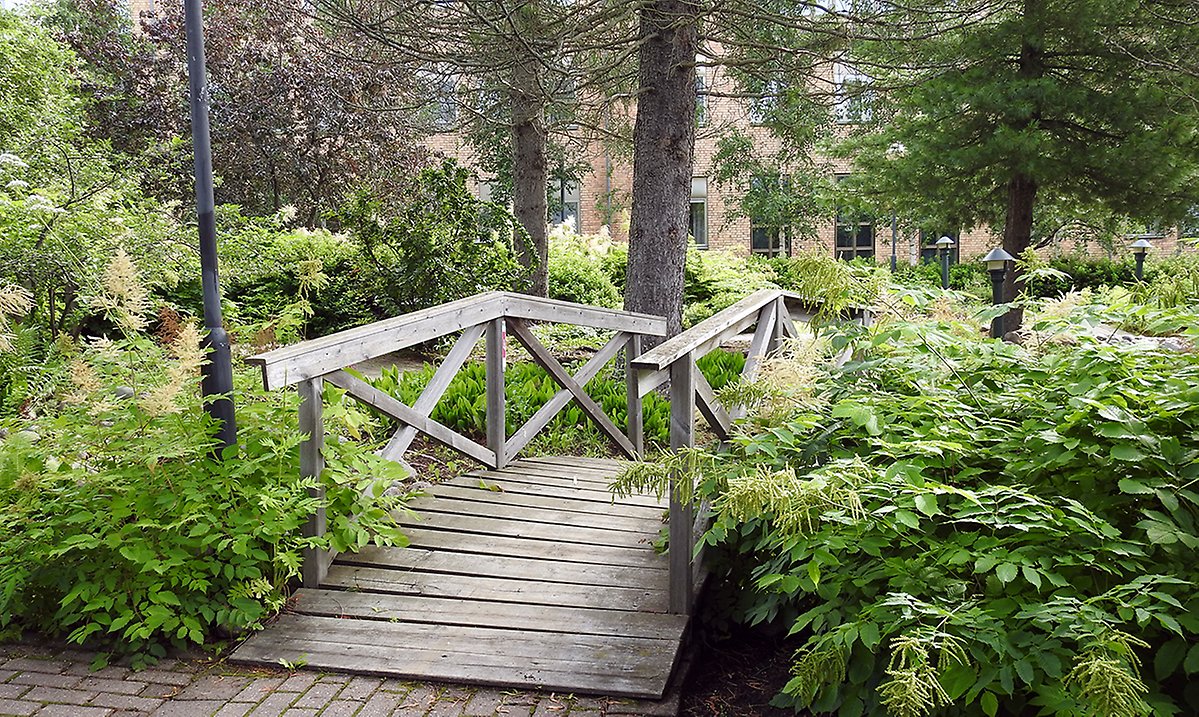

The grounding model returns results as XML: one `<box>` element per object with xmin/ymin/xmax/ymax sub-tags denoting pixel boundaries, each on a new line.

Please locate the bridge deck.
<box><xmin>230</xmin><ymin>457</ymin><xmax>688</xmax><ymax>699</ymax></box>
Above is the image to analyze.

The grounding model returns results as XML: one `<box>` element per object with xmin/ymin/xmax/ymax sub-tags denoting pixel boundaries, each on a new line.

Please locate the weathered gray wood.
<box><xmin>729</xmin><ymin>301</ymin><xmax>779</xmax><ymax>422</ymax></box>
<box><xmin>624</xmin><ymin>334</ymin><xmax>644</xmax><ymax>458</ymax></box>
<box><xmin>668</xmin><ymin>355</ymin><xmax>696</xmax><ymax>615</ymax></box>
<box><xmin>504</xmin><ymin>331</ymin><xmax>628</xmax><ymax>458</ymax></box>
<box><xmin>405</xmin><ymin>511</ymin><xmax>658</xmax><ymax>549</ymax></box>
<box><xmin>632</xmin><ymin>289</ymin><xmax>780</xmax><ymax>371</ymax></box>
<box><xmin>776</xmin><ymin>297</ymin><xmax>800</xmax><ymax>339</ymax></box>
<box><xmin>298</xmin><ymin>377</ymin><xmax>331</xmax><ymax>588</ymax></box>
<box><xmin>425</xmin><ymin>483</ymin><xmax>665</xmax><ymax>520</ymax></box>
<box><xmin>504</xmin><ymin>293</ymin><xmax>668</xmax><ymax>335</ymax></box>
<box><xmin>452</xmin><ymin>471</ymin><xmax>665</xmax><ymax>509</ymax></box>
<box><xmin>637</xmin><ymin>366</ymin><xmax>670</xmax><ymax>398</ymax></box>
<box><xmin>381</xmin><ymin>323</ymin><xmax>486</xmax><ymax>462</ymax></box>
<box><xmin>324</xmin><ymin>370</ymin><xmax>497</xmax><ymax>468</ymax></box>
<box><xmin>694</xmin><ymin>364</ymin><xmax>732</xmax><ymax>440</ymax></box>
<box><xmin>232</xmin><ymin>613</ymin><xmax>679</xmax><ymax>698</ymax></box>
<box><xmin>289</xmin><ymin>589</ymin><xmax>687</xmax><ymax>640</ymax></box>
<box><xmin>407</xmin><ymin>495</ymin><xmax>658</xmax><ymax>534</ymax></box>
<box><xmin>506</xmin><ymin>319</ymin><xmax>638</xmax><ymax>459</ymax></box>
<box><xmin>323</xmin><ymin>565</ymin><xmax>668</xmax><ymax>612</ymax></box>
<box><xmin>249</xmin><ymin>292</ymin><xmax>508</xmax><ymax>390</ymax></box>
<box><xmin>338</xmin><ymin>546</ymin><xmax>665</xmax><ymax>587</ymax></box>
<box><xmin>486</xmin><ymin>318</ymin><xmax>507</xmax><ymax>468</ymax></box>
<box><xmin>401</xmin><ymin>526</ymin><xmax>666</xmax><ymax>569</ymax></box>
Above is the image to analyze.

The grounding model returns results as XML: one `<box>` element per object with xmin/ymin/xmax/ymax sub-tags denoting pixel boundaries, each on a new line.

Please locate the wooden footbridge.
<box><xmin>231</xmin><ymin>290</ymin><xmax>830</xmax><ymax>698</ymax></box>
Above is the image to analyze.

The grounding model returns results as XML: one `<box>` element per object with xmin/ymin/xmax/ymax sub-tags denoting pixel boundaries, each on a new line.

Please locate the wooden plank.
<box><xmin>625</xmin><ymin>334</ymin><xmax>644</xmax><ymax>458</ymax></box>
<box><xmin>486</xmin><ymin>318</ymin><xmax>507</xmax><ymax>468</ymax></box>
<box><xmin>637</xmin><ymin>366</ymin><xmax>670</xmax><ymax>398</ymax></box>
<box><xmin>730</xmin><ymin>301</ymin><xmax>779</xmax><ymax>422</ymax></box>
<box><xmin>422</xmin><ymin>483</ymin><xmax>666</xmax><ymax>520</ymax></box>
<box><xmin>381</xmin><ymin>323</ymin><xmax>486</xmax><ymax>462</ymax></box>
<box><xmin>461</xmin><ymin>469</ymin><xmax>664</xmax><ymax>507</ymax></box>
<box><xmin>322</xmin><ymin>565</ymin><xmax>668</xmax><ymax>612</ymax></box>
<box><xmin>406</xmin><ymin>494</ymin><xmax>660</xmax><ymax>534</ymax></box>
<box><xmin>500</xmin><ymin>458</ymin><xmax>625</xmax><ymax>483</ymax></box>
<box><xmin>504</xmin><ymin>293</ymin><xmax>667</xmax><ymax>336</ymax></box>
<box><xmin>507</xmin><ymin>319</ymin><xmax>638</xmax><ymax>459</ymax></box>
<box><xmin>632</xmin><ymin>289</ymin><xmax>781</xmax><ymax>370</ymax></box>
<box><xmin>504</xmin><ymin>332</ymin><xmax>628</xmax><ymax>458</ymax></box>
<box><xmin>249</xmin><ymin>292</ymin><xmax>507</xmax><ymax>390</ymax></box>
<box><xmin>668</xmin><ymin>355</ymin><xmax>696</xmax><ymax>615</ymax></box>
<box><xmin>776</xmin><ymin>298</ymin><xmax>800</xmax><ymax>339</ymax></box>
<box><xmin>336</xmin><ymin>546</ymin><xmax>666</xmax><ymax>586</ymax></box>
<box><xmin>232</xmin><ymin>614</ymin><xmax>677</xmax><ymax>697</ymax></box>
<box><xmin>298</xmin><ymin>377</ymin><xmax>332</xmax><ymax>588</ymax></box>
<box><xmin>524</xmin><ymin>455</ymin><xmax>626</xmax><ymax>470</ymax></box>
<box><xmin>400</xmin><ymin>527</ymin><xmax>666</xmax><ymax>569</ymax></box>
<box><xmin>402</xmin><ymin>511</ymin><xmax>660</xmax><ymax>549</ymax></box>
<box><xmin>325</xmin><ymin>370</ymin><xmax>496</xmax><ymax>468</ymax></box>
<box><xmin>290</xmin><ymin>589</ymin><xmax>685</xmax><ymax>640</ymax></box>
<box><xmin>448</xmin><ymin>473</ymin><xmax>665</xmax><ymax>509</ymax></box>
<box><xmin>694</xmin><ymin>365</ymin><xmax>732</xmax><ymax>440</ymax></box>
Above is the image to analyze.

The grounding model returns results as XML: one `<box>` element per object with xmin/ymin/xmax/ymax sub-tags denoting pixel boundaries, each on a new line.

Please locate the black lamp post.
<box><xmin>890</xmin><ymin>214</ymin><xmax>898</xmax><ymax>272</ymax></box>
<box><xmin>1131</xmin><ymin>238</ymin><xmax>1151</xmax><ymax>281</ymax></box>
<box><xmin>935</xmin><ymin>236</ymin><xmax>955</xmax><ymax>289</ymax></box>
<box><xmin>983</xmin><ymin>247</ymin><xmax>1015</xmax><ymax>339</ymax></box>
<box><xmin>185</xmin><ymin>0</ymin><xmax>237</xmax><ymax>452</ymax></box>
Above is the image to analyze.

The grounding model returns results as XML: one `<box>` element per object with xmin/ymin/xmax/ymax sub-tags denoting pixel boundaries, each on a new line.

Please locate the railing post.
<box><xmin>486</xmin><ymin>317</ymin><xmax>507</xmax><ymax>469</ymax></box>
<box><xmin>668</xmin><ymin>352</ymin><xmax>695</xmax><ymax>614</ymax></box>
<box><xmin>625</xmin><ymin>334</ymin><xmax>644</xmax><ymax>459</ymax></box>
<box><xmin>298</xmin><ymin>376</ymin><xmax>327</xmax><ymax>588</ymax></box>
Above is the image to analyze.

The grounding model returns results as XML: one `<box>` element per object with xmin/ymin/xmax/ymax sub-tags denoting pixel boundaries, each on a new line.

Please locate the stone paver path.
<box><xmin>0</xmin><ymin>643</ymin><xmax>678</xmax><ymax>717</ymax></box>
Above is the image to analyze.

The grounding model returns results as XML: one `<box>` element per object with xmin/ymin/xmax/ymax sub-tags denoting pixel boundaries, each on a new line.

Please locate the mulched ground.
<box><xmin>679</xmin><ymin>627</ymin><xmax>803</xmax><ymax>717</ymax></box>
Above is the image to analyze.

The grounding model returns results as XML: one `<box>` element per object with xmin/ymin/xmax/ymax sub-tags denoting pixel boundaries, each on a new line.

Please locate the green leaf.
<box><xmin>980</xmin><ymin>691</ymin><xmax>999</xmax><ymax>717</ymax></box>
<box><xmin>1154</xmin><ymin>639</ymin><xmax>1187</xmax><ymax>680</ymax></box>
<box><xmin>1184</xmin><ymin>644</ymin><xmax>1199</xmax><ymax>675</ymax></box>
<box><xmin>859</xmin><ymin>622</ymin><xmax>881</xmax><ymax>650</ymax></box>
<box><xmin>1021</xmin><ymin>566</ymin><xmax>1042</xmax><ymax>589</ymax></box>
<box><xmin>995</xmin><ymin>563</ymin><xmax>1017</xmax><ymax>584</ymax></box>
<box><xmin>939</xmin><ymin>663</ymin><xmax>976</xmax><ymax>700</ymax></box>
<box><xmin>1111</xmin><ymin>444</ymin><xmax>1146</xmax><ymax>462</ymax></box>
<box><xmin>895</xmin><ymin>510</ymin><xmax>920</xmax><ymax>529</ymax></box>
<box><xmin>915</xmin><ymin>493</ymin><xmax>939</xmax><ymax>517</ymax></box>
<box><xmin>1118</xmin><ymin>478</ymin><xmax>1155</xmax><ymax>495</ymax></box>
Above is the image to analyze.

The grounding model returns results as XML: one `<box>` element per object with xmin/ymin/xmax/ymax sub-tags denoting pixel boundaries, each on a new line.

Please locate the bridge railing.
<box><xmin>631</xmin><ymin>289</ymin><xmax>866</xmax><ymax>614</ymax></box>
<box><xmin>249</xmin><ymin>291</ymin><xmax>667</xmax><ymax>586</ymax></box>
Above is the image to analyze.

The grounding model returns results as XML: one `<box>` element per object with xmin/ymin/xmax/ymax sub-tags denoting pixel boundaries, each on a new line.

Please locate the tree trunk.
<box><xmin>511</xmin><ymin>56</ymin><xmax>549</xmax><ymax>297</ymax></box>
<box><xmin>1001</xmin><ymin>172</ymin><xmax>1036</xmax><ymax>331</ymax></box>
<box><xmin>1001</xmin><ymin>0</ymin><xmax>1044</xmax><ymax>334</ymax></box>
<box><xmin>624</xmin><ymin>0</ymin><xmax>699</xmax><ymax>341</ymax></box>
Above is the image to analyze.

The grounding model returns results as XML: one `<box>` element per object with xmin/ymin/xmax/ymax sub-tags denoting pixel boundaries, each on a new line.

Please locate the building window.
<box><xmin>919</xmin><ymin>229</ymin><xmax>960</xmax><ymax>264</ymax></box>
<box><xmin>552</xmin><ymin>180</ymin><xmax>580</xmax><ymax>232</ymax></box>
<box><xmin>835</xmin><ymin>209</ymin><xmax>874</xmax><ymax>260</ymax></box>
<box><xmin>751</xmin><ymin>223</ymin><xmax>790</xmax><ymax>258</ymax></box>
<box><xmin>748</xmin><ymin>79</ymin><xmax>782</xmax><ymax>125</ymax></box>
<box><xmin>428</xmin><ymin>74</ymin><xmax>458</xmax><ymax>132</ymax></box>
<box><xmin>695</xmin><ymin>72</ymin><xmax>710</xmax><ymax>127</ymax></box>
<box><xmin>834</xmin><ymin>61</ymin><xmax>872</xmax><ymax>124</ymax></box>
<box><xmin>690</xmin><ymin>178</ymin><xmax>708</xmax><ymax>249</ymax></box>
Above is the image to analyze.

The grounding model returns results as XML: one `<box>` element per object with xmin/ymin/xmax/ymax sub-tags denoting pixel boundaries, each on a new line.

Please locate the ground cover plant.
<box><xmin>616</xmin><ymin>291</ymin><xmax>1199</xmax><ymax>717</ymax></box>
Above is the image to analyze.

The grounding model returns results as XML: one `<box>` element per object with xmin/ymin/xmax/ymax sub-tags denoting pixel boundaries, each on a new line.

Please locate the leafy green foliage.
<box><xmin>626</xmin><ymin>304</ymin><xmax>1199</xmax><ymax>716</ymax></box>
<box><xmin>547</xmin><ymin>228</ymin><xmax>621</xmax><ymax>308</ymax></box>
<box><xmin>684</xmin><ymin>248</ymin><xmax>780</xmax><ymax>326</ymax></box>
<box><xmin>335</xmin><ymin>159</ymin><xmax>529</xmax><ymax>315</ymax></box>
<box><xmin>0</xmin><ymin>336</ymin><xmax>408</xmax><ymax>665</ymax></box>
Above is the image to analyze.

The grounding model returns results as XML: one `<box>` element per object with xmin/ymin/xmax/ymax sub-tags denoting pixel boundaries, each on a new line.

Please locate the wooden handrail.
<box><xmin>251</xmin><ymin>292</ymin><xmax>666</xmax><ymax>390</ymax></box>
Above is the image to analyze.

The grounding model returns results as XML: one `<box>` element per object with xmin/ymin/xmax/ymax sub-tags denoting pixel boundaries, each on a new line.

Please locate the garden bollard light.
<box><xmin>1131</xmin><ymin>238</ymin><xmax>1151</xmax><ymax>281</ymax></box>
<box><xmin>936</xmin><ymin>236</ymin><xmax>955</xmax><ymax>289</ymax></box>
<box><xmin>983</xmin><ymin>247</ymin><xmax>1015</xmax><ymax>339</ymax></box>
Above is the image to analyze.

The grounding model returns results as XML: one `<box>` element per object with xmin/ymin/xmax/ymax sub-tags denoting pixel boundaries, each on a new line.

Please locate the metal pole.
<box><xmin>185</xmin><ymin>0</ymin><xmax>237</xmax><ymax>452</ymax></box>
<box><xmin>941</xmin><ymin>249</ymin><xmax>951</xmax><ymax>289</ymax></box>
<box><xmin>1135</xmin><ymin>253</ymin><xmax>1145</xmax><ymax>281</ymax></box>
<box><xmin>989</xmin><ymin>268</ymin><xmax>1005</xmax><ymax>338</ymax></box>
<box><xmin>890</xmin><ymin>213</ymin><xmax>898</xmax><ymax>272</ymax></box>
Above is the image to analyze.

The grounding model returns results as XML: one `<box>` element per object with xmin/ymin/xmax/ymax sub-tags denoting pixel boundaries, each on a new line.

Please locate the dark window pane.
<box><xmin>690</xmin><ymin>201</ymin><xmax>708</xmax><ymax>248</ymax></box>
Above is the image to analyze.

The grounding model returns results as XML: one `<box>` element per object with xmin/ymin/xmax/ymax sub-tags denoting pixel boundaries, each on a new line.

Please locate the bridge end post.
<box><xmin>668</xmin><ymin>353</ymin><xmax>695</xmax><ymax>614</ymax></box>
<box><xmin>486</xmin><ymin>318</ymin><xmax>507</xmax><ymax>469</ymax></box>
<box><xmin>624</xmin><ymin>334</ymin><xmax>644</xmax><ymax>459</ymax></box>
<box><xmin>298</xmin><ymin>376</ymin><xmax>329</xmax><ymax>588</ymax></box>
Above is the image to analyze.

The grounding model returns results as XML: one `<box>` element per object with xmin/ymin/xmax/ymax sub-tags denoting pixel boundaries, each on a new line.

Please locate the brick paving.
<box><xmin>0</xmin><ymin>643</ymin><xmax>679</xmax><ymax>717</ymax></box>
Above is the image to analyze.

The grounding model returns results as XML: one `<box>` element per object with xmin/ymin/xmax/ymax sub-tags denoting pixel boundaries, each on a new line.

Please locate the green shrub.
<box><xmin>619</xmin><ymin>311</ymin><xmax>1199</xmax><ymax>716</ymax></box>
<box><xmin>0</xmin><ymin>336</ymin><xmax>408</xmax><ymax>665</ymax></box>
<box><xmin>684</xmin><ymin>249</ymin><xmax>778</xmax><ymax>326</ymax></box>
<box><xmin>1023</xmin><ymin>254</ymin><xmax>1138</xmax><ymax>298</ymax></box>
<box><xmin>547</xmin><ymin>230</ymin><xmax>622</xmax><ymax>308</ymax></box>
